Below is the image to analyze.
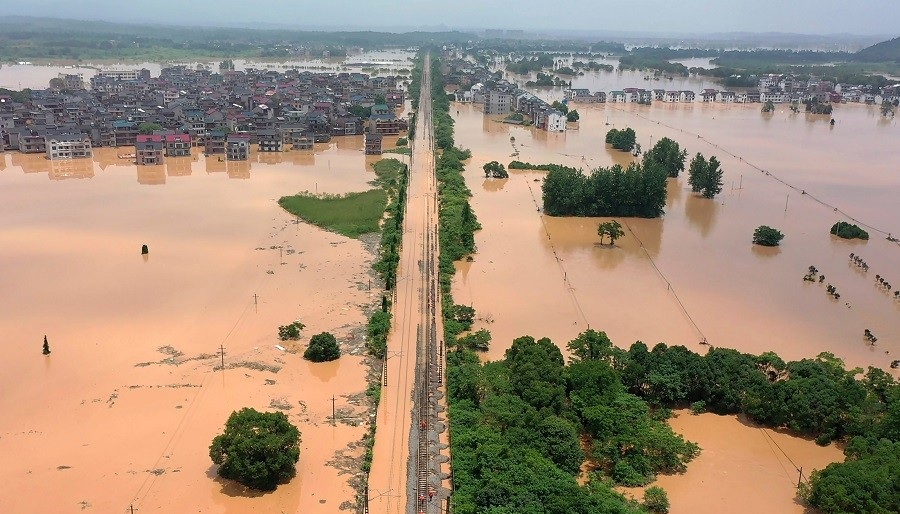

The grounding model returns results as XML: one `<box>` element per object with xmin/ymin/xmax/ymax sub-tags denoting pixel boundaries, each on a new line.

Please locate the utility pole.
<box><xmin>253</xmin><ymin>293</ymin><xmax>258</xmax><ymax>306</ymax></box>
<box><xmin>785</xmin><ymin>194</ymin><xmax>790</xmax><ymax>212</ymax></box>
<box><xmin>331</xmin><ymin>395</ymin><xmax>336</xmax><ymax>423</ymax></box>
<box><xmin>220</xmin><ymin>344</ymin><xmax>225</xmax><ymax>370</ymax></box>
<box><xmin>798</xmin><ymin>467</ymin><xmax>804</xmax><ymax>488</ymax></box>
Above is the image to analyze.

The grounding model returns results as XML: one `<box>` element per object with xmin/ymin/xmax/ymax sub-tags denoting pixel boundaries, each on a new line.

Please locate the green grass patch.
<box><xmin>278</xmin><ymin>189</ymin><xmax>388</xmax><ymax>238</ymax></box>
<box><xmin>383</xmin><ymin>147</ymin><xmax>412</xmax><ymax>156</ymax></box>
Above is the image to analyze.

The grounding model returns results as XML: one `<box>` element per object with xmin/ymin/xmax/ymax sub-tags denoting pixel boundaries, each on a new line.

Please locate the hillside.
<box><xmin>854</xmin><ymin>36</ymin><xmax>900</xmax><ymax>62</ymax></box>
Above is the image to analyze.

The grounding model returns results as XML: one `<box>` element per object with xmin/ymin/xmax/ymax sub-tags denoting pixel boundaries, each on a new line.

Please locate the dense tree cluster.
<box><xmin>447</xmin><ymin>323</ymin><xmax>900</xmax><ymax>513</ymax></box>
<box><xmin>448</xmin><ymin>332</ymin><xmax>691</xmax><ymax>513</ymax></box>
<box><xmin>687</xmin><ymin>153</ymin><xmax>724</xmax><ymax>199</ymax></box>
<box><xmin>209</xmin><ymin>408</ymin><xmax>300</xmax><ymax>491</ymax></box>
<box><xmin>542</xmin><ymin>162</ymin><xmax>667</xmax><ymax>218</ymax></box>
<box><xmin>642</xmin><ymin>138</ymin><xmax>687</xmax><ymax>178</ymax></box>
<box><xmin>303</xmin><ymin>332</ymin><xmax>341</xmax><ymax>362</ymax></box>
<box><xmin>605</xmin><ymin>128</ymin><xmax>637</xmax><ymax>152</ymax></box>
<box><xmin>830</xmin><ymin>221</ymin><xmax>869</xmax><ymax>240</ymax></box>
<box><xmin>482</xmin><ymin>161</ymin><xmax>508</xmax><ymax>178</ymax></box>
<box><xmin>753</xmin><ymin>225</ymin><xmax>785</xmax><ymax>246</ymax></box>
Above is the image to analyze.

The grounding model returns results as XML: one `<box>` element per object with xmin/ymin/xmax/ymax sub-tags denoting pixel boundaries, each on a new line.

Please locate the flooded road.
<box><xmin>0</xmin><ymin>144</ymin><xmax>384</xmax><ymax>513</ymax></box>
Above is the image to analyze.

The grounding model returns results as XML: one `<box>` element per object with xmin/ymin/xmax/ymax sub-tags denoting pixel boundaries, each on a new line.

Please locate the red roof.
<box><xmin>165</xmin><ymin>134</ymin><xmax>192</xmax><ymax>143</ymax></box>
<box><xmin>136</xmin><ymin>134</ymin><xmax>163</xmax><ymax>143</ymax></box>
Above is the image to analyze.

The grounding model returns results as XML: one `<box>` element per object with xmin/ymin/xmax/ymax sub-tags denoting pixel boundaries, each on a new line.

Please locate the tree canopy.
<box><xmin>687</xmin><ymin>153</ymin><xmax>724</xmax><ymax>199</ymax></box>
<box><xmin>209</xmin><ymin>408</ymin><xmax>301</xmax><ymax>490</ymax></box>
<box><xmin>642</xmin><ymin>138</ymin><xmax>687</xmax><ymax>178</ymax></box>
<box><xmin>598</xmin><ymin>220</ymin><xmax>626</xmax><ymax>245</ymax></box>
<box><xmin>483</xmin><ymin>160</ymin><xmax>508</xmax><ymax>178</ymax></box>
<box><xmin>304</xmin><ymin>332</ymin><xmax>341</xmax><ymax>362</ymax></box>
<box><xmin>752</xmin><ymin>225</ymin><xmax>784</xmax><ymax>246</ymax></box>
<box><xmin>542</xmin><ymin>162</ymin><xmax>667</xmax><ymax>218</ymax></box>
<box><xmin>606</xmin><ymin>128</ymin><xmax>637</xmax><ymax>152</ymax></box>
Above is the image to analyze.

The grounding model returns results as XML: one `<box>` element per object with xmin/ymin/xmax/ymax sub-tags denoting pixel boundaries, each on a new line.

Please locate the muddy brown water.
<box><xmin>450</xmin><ymin>100</ymin><xmax>897</xmax><ymax>510</ymax></box>
<box><xmin>618</xmin><ymin>410</ymin><xmax>844</xmax><ymax>514</ymax></box>
<box><xmin>0</xmin><ymin>144</ymin><xmax>390</xmax><ymax>513</ymax></box>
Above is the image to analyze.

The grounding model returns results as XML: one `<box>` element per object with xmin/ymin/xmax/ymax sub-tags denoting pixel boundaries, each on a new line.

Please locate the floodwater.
<box><xmin>0</xmin><ymin>143</ymin><xmax>392</xmax><ymax>513</ymax></box>
<box><xmin>449</xmin><ymin>98</ymin><xmax>897</xmax><ymax>511</ymax></box>
<box><xmin>620</xmin><ymin>410</ymin><xmax>844</xmax><ymax>514</ymax></box>
<box><xmin>452</xmin><ymin>100</ymin><xmax>899</xmax><ymax>373</ymax></box>
<box><xmin>0</xmin><ymin>49</ymin><xmax>415</xmax><ymax>89</ymax></box>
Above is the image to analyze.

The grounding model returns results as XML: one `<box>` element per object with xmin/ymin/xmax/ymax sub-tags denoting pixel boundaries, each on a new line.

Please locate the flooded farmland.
<box><xmin>450</xmin><ymin>98</ymin><xmax>898</xmax><ymax>511</ymax></box>
<box><xmin>0</xmin><ymin>142</ymin><xmax>393</xmax><ymax>513</ymax></box>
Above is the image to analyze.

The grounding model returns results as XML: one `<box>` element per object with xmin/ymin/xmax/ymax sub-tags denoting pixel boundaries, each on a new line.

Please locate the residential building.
<box><xmin>364</xmin><ymin>132</ymin><xmax>383</xmax><ymax>155</ymax></box>
<box><xmin>165</xmin><ymin>133</ymin><xmax>192</xmax><ymax>157</ymax></box>
<box><xmin>135</xmin><ymin>135</ymin><xmax>164</xmax><ymax>165</ymax></box>
<box><xmin>484</xmin><ymin>90</ymin><xmax>514</xmax><ymax>115</ymax></box>
<box><xmin>257</xmin><ymin>129</ymin><xmax>283</xmax><ymax>152</ymax></box>
<box><xmin>45</xmin><ymin>133</ymin><xmax>92</xmax><ymax>160</ymax></box>
<box><xmin>226</xmin><ymin>134</ymin><xmax>250</xmax><ymax>161</ymax></box>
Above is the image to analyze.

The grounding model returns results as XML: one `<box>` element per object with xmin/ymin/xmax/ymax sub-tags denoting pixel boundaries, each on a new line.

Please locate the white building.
<box><xmin>45</xmin><ymin>133</ymin><xmax>92</xmax><ymax>160</ymax></box>
<box><xmin>546</xmin><ymin>110</ymin><xmax>567</xmax><ymax>132</ymax></box>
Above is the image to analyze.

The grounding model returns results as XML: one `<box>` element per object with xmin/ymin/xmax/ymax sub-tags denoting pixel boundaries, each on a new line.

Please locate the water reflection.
<box><xmin>166</xmin><ymin>157</ymin><xmax>193</xmax><ymax>177</ymax></box>
<box><xmin>684</xmin><ymin>192</ymin><xmax>720</xmax><ymax>237</ymax></box>
<box><xmin>137</xmin><ymin>165</ymin><xmax>166</xmax><ymax>185</ymax></box>
<box><xmin>227</xmin><ymin>161</ymin><xmax>251</xmax><ymax>180</ymax></box>
<box><xmin>482</xmin><ymin>178</ymin><xmax>508</xmax><ymax>192</ymax></box>
<box><xmin>49</xmin><ymin>158</ymin><xmax>94</xmax><ymax>180</ymax></box>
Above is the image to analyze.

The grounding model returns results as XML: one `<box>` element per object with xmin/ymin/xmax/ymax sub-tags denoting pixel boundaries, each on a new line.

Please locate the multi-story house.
<box><xmin>165</xmin><ymin>133</ymin><xmax>192</xmax><ymax>157</ymax></box>
<box><xmin>257</xmin><ymin>129</ymin><xmax>283</xmax><ymax>152</ymax></box>
<box><xmin>135</xmin><ymin>134</ymin><xmax>164</xmax><ymax>165</ymax></box>
<box><xmin>226</xmin><ymin>134</ymin><xmax>250</xmax><ymax>161</ymax></box>
<box><xmin>45</xmin><ymin>133</ymin><xmax>92</xmax><ymax>160</ymax></box>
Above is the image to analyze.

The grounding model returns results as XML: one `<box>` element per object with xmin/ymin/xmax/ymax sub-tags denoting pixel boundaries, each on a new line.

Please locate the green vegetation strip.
<box><xmin>278</xmin><ymin>189</ymin><xmax>387</xmax><ymax>239</ymax></box>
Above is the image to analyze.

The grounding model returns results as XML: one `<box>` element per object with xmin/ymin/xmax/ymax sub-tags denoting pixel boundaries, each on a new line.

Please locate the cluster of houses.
<box><xmin>443</xmin><ymin>55</ymin><xmax>899</xmax><ymax>123</ymax></box>
<box><xmin>0</xmin><ymin>66</ymin><xmax>409</xmax><ymax>164</ymax></box>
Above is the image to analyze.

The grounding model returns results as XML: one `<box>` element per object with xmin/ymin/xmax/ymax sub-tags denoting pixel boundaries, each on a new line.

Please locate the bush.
<box><xmin>830</xmin><ymin>221</ymin><xmax>869</xmax><ymax>240</ymax></box>
<box><xmin>304</xmin><ymin>332</ymin><xmax>341</xmax><ymax>362</ymax></box>
<box><xmin>209</xmin><ymin>408</ymin><xmax>300</xmax><ymax>490</ymax></box>
<box><xmin>278</xmin><ymin>321</ymin><xmax>305</xmax><ymax>340</ymax></box>
<box><xmin>690</xmin><ymin>400</ymin><xmax>706</xmax><ymax>414</ymax></box>
<box><xmin>753</xmin><ymin>225</ymin><xmax>784</xmax><ymax>246</ymax></box>
<box><xmin>644</xmin><ymin>486</ymin><xmax>670</xmax><ymax>514</ymax></box>
<box><xmin>395</xmin><ymin>137</ymin><xmax>408</xmax><ymax>146</ymax></box>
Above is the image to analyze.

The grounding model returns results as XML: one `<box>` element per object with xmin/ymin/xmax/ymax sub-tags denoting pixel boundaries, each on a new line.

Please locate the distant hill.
<box><xmin>854</xmin><ymin>36</ymin><xmax>900</xmax><ymax>62</ymax></box>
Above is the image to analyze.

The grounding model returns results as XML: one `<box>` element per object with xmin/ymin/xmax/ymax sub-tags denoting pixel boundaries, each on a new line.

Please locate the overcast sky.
<box><xmin>8</xmin><ymin>0</ymin><xmax>900</xmax><ymax>35</ymax></box>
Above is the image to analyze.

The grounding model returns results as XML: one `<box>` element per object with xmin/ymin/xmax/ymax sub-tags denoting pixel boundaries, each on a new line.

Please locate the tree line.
<box><xmin>542</xmin><ymin>162</ymin><xmax>667</xmax><ymax>218</ymax></box>
<box><xmin>446</xmin><ymin>328</ymin><xmax>900</xmax><ymax>514</ymax></box>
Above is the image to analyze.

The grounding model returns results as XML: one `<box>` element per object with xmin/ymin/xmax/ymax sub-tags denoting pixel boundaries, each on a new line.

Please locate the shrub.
<box><xmin>644</xmin><ymin>486</ymin><xmax>670</xmax><ymax>514</ymax></box>
<box><xmin>278</xmin><ymin>321</ymin><xmax>305</xmax><ymax>340</ymax></box>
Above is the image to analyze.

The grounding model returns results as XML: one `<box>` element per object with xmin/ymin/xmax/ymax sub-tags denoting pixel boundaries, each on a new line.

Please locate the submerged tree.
<box><xmin>304</xmin><ymin>332</ymin><xmax>341</xmax><ymax>362</ymax></box>
<box><xmin>753</xmin><ymin>225</ymin><xmax>785</xmax><ymax>247</ymax></box>
<box><xmin>597</xmin><ymin>220</ymin><xmax>626</xmax><ymax>245</ymax></box>
<box><xmin>42</xmin><ymin>335</ymin><xmax>51</xmax><ymax>355</ymax></box>
<box><xmin>209</xmin><ymin>408</ymin><xmax>300</xmax><ymax>491</ymax></box>
<box><xmin>643</xmin><ymin>137</ymin><xmax>687</xmax><ymax>178</ymax></box>
<box><xmin>482</xmin><ymin>160</ymin><xmax>508</xmax><ymax>178</ymax></box>
<box><xmin>687</xmin><ymin>153</ymin><xmax>724</xmax><ymax>198</ymax></box>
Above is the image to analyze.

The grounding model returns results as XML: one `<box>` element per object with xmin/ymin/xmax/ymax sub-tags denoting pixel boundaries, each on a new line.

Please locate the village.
<box><xmin>0</xmin><ymin>65</ymin><xmax>409</xmax><ymax>166</ymax></box>
<box><xmin>443</xmin><ymin>56</ymin><xmax>900</xmax><ymax>132</ymax></box>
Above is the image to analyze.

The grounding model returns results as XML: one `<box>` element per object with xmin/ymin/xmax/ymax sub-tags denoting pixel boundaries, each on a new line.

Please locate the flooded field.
<box><xmin>450</xmin><ymin>98</ymin><xmax>897</xmax><ymax>510</ymax></box>
<box><xmin>0</xmin><ymin>142</ymin><xmax>392</xmax><ymax>513</ymax></box>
